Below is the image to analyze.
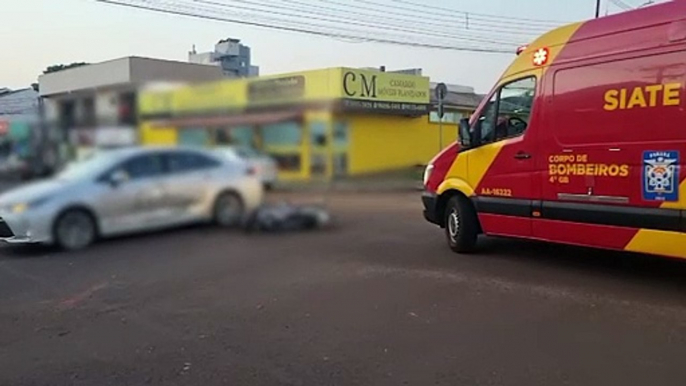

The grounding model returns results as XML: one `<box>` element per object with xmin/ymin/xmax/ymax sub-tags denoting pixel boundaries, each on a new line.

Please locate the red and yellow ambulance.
<box><xmin>422</xmin><ymin>2</ymin><xmax>686</xmax><ymax>259</ymax></box>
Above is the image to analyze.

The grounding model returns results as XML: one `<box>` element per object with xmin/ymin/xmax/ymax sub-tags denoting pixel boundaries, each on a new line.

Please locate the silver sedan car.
<box><xmin>0</xmin><ymin>147</ymin><xmax>263</xmax><ymax>250</ymax></box>
<box><xmin>214</xmin><ymin>146</ymin><xmax>278</xmax><ymax>189</ymax></box>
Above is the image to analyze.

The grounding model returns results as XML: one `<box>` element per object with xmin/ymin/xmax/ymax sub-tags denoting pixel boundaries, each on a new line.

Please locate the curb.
<box><xmin>272</xmin><ymin>181</ymin><xmax>424</xmax><ymax>193</ymax></box>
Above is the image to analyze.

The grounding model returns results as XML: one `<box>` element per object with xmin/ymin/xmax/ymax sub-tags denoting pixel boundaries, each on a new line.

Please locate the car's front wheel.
<box><xmin>444</xmin><ymin>195</ymin><xmax>479</xmax><ymax>253</ymax></box>
<box><xmin>54</xmin><ymin>209</ymin><xmax>97</xmax><ymax>251</ymax></box>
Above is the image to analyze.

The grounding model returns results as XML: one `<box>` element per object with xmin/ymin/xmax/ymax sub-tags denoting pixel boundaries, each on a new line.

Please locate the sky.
<box><xmin>0</xmin><ymin>0</ymin><xmax>660</xmax><ymax>93</ymax></box>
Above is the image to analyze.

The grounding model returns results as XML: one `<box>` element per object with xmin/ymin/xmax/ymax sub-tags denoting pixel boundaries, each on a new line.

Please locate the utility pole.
<box><xmin>595</xmin><ymin>0</ymin><xmax>601</xmax><ymax>18</ymax></box>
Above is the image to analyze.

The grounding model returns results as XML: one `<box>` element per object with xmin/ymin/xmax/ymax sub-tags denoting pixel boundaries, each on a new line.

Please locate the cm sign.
<box><xmin>343</xmin><ymin>71</ymin><xmax>377</xmax><ymax>98</ymax></box>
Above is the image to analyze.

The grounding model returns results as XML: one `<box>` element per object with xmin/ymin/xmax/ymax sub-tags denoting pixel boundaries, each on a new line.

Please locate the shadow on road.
<box><xmin>0</xmin><ymin>220</ymin><xmax>336</xmax><ymax>260</ymax></box>
<box><xmin>475</xmin><ymin>236</ymin><xmax>686</xmax><ymax>292</ymax></box>
<box><xmin>0</xmin><ymin>244</ymin><xmax>59</xmax><ymax>259</ymax></box>
<box><xmin>0</xmin><ymin>225</ymin><xmax>213</xmax><ymax>260</ymax></box>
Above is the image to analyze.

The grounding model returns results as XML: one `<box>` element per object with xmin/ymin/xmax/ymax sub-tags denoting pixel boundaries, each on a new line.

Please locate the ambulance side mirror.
<box><xmin>459</xmin><ymin>118</ymin><xmax>481</xmax><ymax>148</ymax></box>
<box><xmin>458</xmin><ymin>118</ymin><xmax>470</xmax><ymax>146</ymax></box>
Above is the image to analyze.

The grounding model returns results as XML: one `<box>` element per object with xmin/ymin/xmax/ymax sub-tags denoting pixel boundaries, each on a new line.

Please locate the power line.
<box><xmin>311</xmin><ymin>0</ymin><xmax>555</xmax><ymax>34</ymax></box>
<box><xmin>126</xmin><ymin>0</ymin><xmax>524</xmax><ymax>48</ymax></box>
<box><xmin>192</xmin><ymin>0</ymin><xmax>527</xmax><ymax>46</ymax></box>
<box><xmin>195</xmin><ymin>0</ymin><xmax>552</xmax><ymax>39</ymax></box>
<box><xmin>388</xmin><ymin>0</ymin><xmax>569</xmax><ymax>25</ymax></box>
<box><xmin>223</xmin><ymin>0</ymin><xmax>541</xmax><ymax>39</ymax></box>
<box><xmin>180</xmin><ymin>0</ymin><xmax>516</xmax><ymax>47</ymax></box>
<box><xmin>95</xmin><ymin>0</ymin><xmax>514</xmax><ymax>53</ymax></box>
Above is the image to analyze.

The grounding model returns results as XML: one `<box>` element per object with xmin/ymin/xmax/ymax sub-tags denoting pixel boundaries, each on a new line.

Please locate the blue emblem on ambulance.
<box><xmin>642</xmin><ymin>151</ymin><xmax>679</xmax><ymax>202</ymax></box>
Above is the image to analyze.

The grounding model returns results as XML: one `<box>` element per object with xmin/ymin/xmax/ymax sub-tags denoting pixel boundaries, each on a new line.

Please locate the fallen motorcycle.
<box><xmin>243</xmin><ymin>202</ymin><xmax>331</xmax><ymax>233</ymax></box>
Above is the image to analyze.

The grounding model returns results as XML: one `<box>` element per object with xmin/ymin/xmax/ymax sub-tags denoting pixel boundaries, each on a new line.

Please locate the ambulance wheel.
<box><xmin>444</xmin><ymin>195</ymin><xmax>478</xmax><ymax>253</ymax></box>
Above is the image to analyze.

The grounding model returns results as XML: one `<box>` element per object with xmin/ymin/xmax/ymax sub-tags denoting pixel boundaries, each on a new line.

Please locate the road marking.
<box><xmin>58</xmin><ymin>281</ymin><xmax>109</xmax><ymax>310</ymax></box>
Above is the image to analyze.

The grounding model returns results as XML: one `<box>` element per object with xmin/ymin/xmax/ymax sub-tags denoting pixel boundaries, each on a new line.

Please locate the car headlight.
<box><xmin>7</xmin><ymin>197</ymin><xmax>50</xmax><ymax>214</ymax></box>
<box><xmin>423</xmin><ymin>164</ymin><xmax>434</xmax><ymax>186</ymax></box>
<box><xmin>11</xmin><ymin>203</ymin><xmax>29</xmax><ymax>214</ymax></box>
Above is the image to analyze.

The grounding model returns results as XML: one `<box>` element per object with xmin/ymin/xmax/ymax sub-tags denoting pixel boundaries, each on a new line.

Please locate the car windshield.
<box><xmin>56</xmin><ymin>151</ymin><xmax>119</xmax><ymax>180</ymax></box>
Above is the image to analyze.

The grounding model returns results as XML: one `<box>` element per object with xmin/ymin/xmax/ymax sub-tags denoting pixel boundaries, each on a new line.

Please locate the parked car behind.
<box><xmin>0</xmin><ymin>146</ymin><xmax>263</xmax><ymax>250</ymax></box>
<box><xmin>215</xmin><ymin>146</ymin><xmax>278</xmax><ymax>189</ymax></box>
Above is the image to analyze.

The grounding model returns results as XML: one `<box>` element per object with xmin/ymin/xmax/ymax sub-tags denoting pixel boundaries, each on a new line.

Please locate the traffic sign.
<box><xmin>435</xmin><ymin>83</ymin><xmax>448</xmax><ymax>119</ymax></box>
<box><xmin>435</xmin><ymin>82</ymin><xmax>448</xmax><ymax>101</ymax></box>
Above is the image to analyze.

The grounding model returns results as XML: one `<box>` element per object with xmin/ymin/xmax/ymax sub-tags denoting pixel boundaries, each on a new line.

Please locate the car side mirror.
<box><xmin>109</xmin><ymin>170</ymin><xmax>129</xmax><ymax>187</ymax></box>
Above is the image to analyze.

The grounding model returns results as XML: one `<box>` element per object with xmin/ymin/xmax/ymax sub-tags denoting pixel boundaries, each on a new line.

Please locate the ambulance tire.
<box><xmin>444</xmin><ymin>195</ymin><xmax>478</xmax><ymax>254</ymax></box>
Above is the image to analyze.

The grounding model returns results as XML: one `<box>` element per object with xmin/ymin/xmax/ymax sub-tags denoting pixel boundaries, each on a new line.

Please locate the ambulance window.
<box><xmin>476</xmin><ymin>94</ymin><xmax>498</xmax><ymax>143</ymax></box>
<box><xmin>497</xmin><ymin>77</ymin><xmax>535</xmax><ymax>138</ymax></box>
<box><xmin>476</xmin><ymin>76</ymin><xmax>536</xmax><ymax>145</ymax></box>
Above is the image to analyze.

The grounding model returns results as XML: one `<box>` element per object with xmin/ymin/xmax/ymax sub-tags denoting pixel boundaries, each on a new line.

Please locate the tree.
<box><xmin>43</xmin><ymin>62</ymin><xmax>89</xmax><ymax>75</ymax></box>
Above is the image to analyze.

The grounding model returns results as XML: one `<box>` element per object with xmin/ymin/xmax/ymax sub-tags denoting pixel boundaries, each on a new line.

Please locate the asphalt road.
<box><xmin>2</xmin><ymin>191</ymin><xmax>686</xmax><ymax>386</ymax></box>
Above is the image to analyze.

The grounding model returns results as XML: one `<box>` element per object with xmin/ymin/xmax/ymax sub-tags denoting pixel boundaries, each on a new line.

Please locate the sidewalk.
<box><xmin>273</xmin><ymin>167</ymin><xmax>425</xmax><ymax>193</ymax></box>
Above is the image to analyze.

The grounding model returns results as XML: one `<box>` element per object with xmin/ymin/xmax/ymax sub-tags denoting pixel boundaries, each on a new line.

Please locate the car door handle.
<box><xmin>514</xmin><ymin>152</ymin><xmax>532</xmax><ymax>160</ymax></box>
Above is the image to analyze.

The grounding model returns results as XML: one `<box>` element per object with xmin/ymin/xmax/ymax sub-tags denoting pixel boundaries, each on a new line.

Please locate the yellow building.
<box><xmin>138</xmin><ymin>67</ymin><xmax>456</xmax><ymax>181</ymax></box>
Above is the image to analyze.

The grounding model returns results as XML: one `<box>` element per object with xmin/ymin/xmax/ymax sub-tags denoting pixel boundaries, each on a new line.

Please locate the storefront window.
<box><xmin>310</xmin><ymin>122</ymin><xmax>328</xmax><ymax>147</ymax></box>
<box><xmin>261</xmin><ymin>121</ymin><xmax>302</xmax><ymax>146</ymax></box>
<box><xmin>333</xmin><ymin>122</ymin><xmax>349</xmax><ymax>147</ymax></box>
<box><xmin>179</xmin><ymin>128</ymin><xmax>210</xmax><ymax>147</ymax></box>
<box><xmin>216</xmin><ymin>126</ymin><xmax>254</xmax><ymax>147</ymax></box>
<box><xmin>231</xmin><ymin>126</ymin><xmax>254</xmax><ymax>147</ymax></box>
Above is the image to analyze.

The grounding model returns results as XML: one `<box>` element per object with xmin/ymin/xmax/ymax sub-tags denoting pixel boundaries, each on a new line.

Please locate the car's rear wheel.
<box><xmin>54</xmin><ymin>209</ymin><xmax>97</xmax><ymax>251</ymax></box>
<box><xmin>444</xmin><ymin>195</ymin><xmax>479</xmax><ymax>253</ymax></box>
<box><xmin>213</xmin><ymin>192</ymin><xmax>245</xmax><ymax>228</ymax></box>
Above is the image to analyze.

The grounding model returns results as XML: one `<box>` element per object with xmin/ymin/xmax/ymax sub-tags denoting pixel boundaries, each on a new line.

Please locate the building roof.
<box><xmin>429</xmin><ymin>84</ymin><xmax>484</xmax><ymax>110</ymax></box>
<box><xmin>429</xmin><ymin>82</ymin><xmax>483</xmax><ymax>110</ymax></box>
<box><xmin>429</xmin><ymin>82</ymin><xmax>474</xmax><ymax>94</ymax></box>
<box><xmin>438</xmin><ymin>92</ymin><xmax>484</xmax><ymax>110</ymax></box>
<box><xmin>38</xmin><ymin>56</ymin><xmax>224</xmax><ymax>97</ymax></box>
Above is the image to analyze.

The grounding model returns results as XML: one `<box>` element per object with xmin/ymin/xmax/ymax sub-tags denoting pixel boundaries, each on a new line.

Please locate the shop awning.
<box><xmin>149</xmin><ymin>110</ymin><xmax>303</xmax><ymax>128</ymax></box>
